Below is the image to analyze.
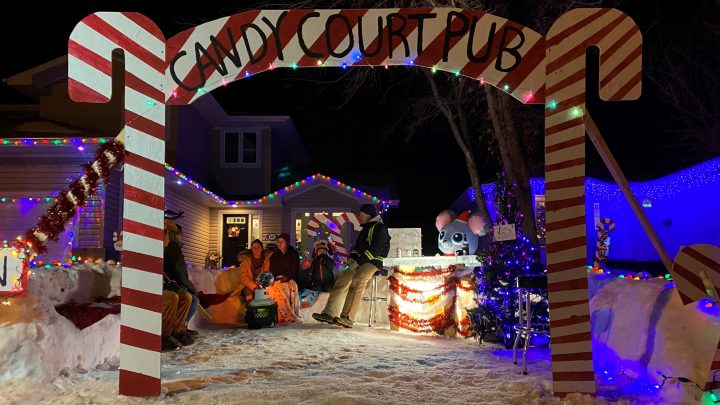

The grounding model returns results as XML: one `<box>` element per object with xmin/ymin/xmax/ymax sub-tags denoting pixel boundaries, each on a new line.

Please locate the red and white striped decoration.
<box><xmin>69</xmin><ymin>12</ymin><xmax>166</xmax><ymax>397</ymax></box>
<box><xmin>544</xmin><ymin>8</ymin><xmax>642</xmax><ymax>397</ymax></box>
<box><xmin>165</xmin><ymin>8</ymin><xmax>546</xmax><ymax>106</ymax></box>
<box><xmin>305</xmin><ymin>212</ymin><xmax>360</xmax><ymax>262</ymax></box>
<box><xmin>593</xmin><ymin>218</ymin><xmax>615</xmax><ymax>268</ymax></box>
<box><xmin>670</xmin><ymin>244</ymin><xmax>720</xmax><ymax>391</ymax></box>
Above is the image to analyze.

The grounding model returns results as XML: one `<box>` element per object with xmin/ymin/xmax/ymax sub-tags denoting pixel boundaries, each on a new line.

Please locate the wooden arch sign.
<box><xmin>67</xmin><ymin>7</ymin><xmax>641</xmax><ymax>398</ymax></box>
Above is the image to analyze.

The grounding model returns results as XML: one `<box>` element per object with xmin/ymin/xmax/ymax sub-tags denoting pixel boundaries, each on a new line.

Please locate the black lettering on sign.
<box><xmin>467</xmin><ymin>19</ymin><xmax>496</xmax><ymax>63</ymax></box>
<box><xmin>495</xmin><ymin>26</ymin><xmax>525</xmax><ymax>72</ymax></box>
<box><xmin>443</xmin><ymin>11</ymin><xmax>469</xmax><ymax>62</ymax></box>
<box><xmin>209</xmin><ymin>28</ymin><xmax>242</xmax><ymax>73</ymax></box>
<box><xmin>195</xmin><ymin>42</ymin><xmax>224</xmax><ymax>85</ymax></box>
<box><xmin>240</xmin><ymin>23</ymin><xmax>268</xmax><ymax>64</ymax></box>
<box><xmin>386</xmin><ymin>13</ymin><xmax>409</xmax><ymax>59</ymax></box>
<box><xmin>170</xmin><ymin>51</ymin><xmax>202</xmax><ymax>92</ymax></box>
<box><xmin>298</xmin><ymin>12</ymin><xmax>323</xmax><ymax>59</ymax></box>
<box><xmin>407</xmin><ymin>13</ymin><xmax>437</xmax><ymax>57</ymax></box>
<box><xmin>1</xmin><ymin>256</ymin><xmax>7</xmax><ymax>287</ymax></box>
<box><xmin>262</xmin><ymin>11</ymin><xmax>289</xmax><ymax>61</ymax></box>
<box><xmin>357</xmin><ymin>16</ymin><xmax>383</xmax><ymax>57</ymax></box>
<box><xmin>326</xmin><ymin>13</ymin><xmax>354</xmax><ymax>58</ymax></box>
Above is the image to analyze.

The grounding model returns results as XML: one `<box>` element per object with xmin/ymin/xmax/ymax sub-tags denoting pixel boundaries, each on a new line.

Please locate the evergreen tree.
<box><xmin>469</xmin><ymin>173</ymin><xmax>546</xmax><ymax>348</ymax></box>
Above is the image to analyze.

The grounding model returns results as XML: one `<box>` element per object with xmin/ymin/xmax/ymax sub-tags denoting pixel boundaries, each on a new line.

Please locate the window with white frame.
<box><xmin>221</xmin><ymin>130</ymin><xmax>260</xmax><ymax>167</ymax></box>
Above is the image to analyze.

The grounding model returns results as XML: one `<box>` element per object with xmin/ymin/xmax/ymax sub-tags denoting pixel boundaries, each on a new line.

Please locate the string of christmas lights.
<box><xmin>0</xmin><ymin>197</ymin><xmax>56</xmax><ymax>204</ymax></box>
<box><xmin>166</xmin><ymin>163</ymin><xmax>392</xmax><ymax>210</ymax></box>
<box><xmin>0</xmin><ymin>137</ymin><xmax>108</xmax><ymax>146</ymax></box>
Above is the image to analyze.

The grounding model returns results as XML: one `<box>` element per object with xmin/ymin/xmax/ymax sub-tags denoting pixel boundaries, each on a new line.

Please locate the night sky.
<box><xmin>2</xmin><ymin>1</ymin><xmax>717</xmax><ymax>254</ymax></box>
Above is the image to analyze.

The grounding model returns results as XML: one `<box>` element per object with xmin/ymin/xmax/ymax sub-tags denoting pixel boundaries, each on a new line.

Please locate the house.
<box><xmin>450</xmin><ymin>158</ymin><xmax>720</xmax><ymax>270</ymax></box>
<box><xmin>1</xmin><ymin>58</ymin><xmax>399</xmax><ymax>267</ymax></box>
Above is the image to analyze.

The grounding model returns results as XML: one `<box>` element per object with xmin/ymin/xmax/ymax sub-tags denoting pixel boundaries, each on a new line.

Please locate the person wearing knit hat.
<box><xmin>312</xmin><ymin>204</ymin><xmax>391</xmax><ymax>328</ymax></box>
<box><xmin>359</xmin><ymin>204</ymin><xmax>377</xmax><ymax>218</ymax></box>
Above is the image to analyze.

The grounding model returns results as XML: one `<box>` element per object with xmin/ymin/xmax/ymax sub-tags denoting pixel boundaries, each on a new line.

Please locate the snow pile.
<box><xmin>589</xmin><ymin>275</ymin><xmax>720</xmax><ymax>403</ymax></box>
<box><xmin>0</xmin><ymin>263</ymin><xmax>122</xmax><ymax>382</ymax></box>
<box><xmin>3</xmin><ymin>323</ymin><xmax>612</xmax><ymax>405</ymax></box>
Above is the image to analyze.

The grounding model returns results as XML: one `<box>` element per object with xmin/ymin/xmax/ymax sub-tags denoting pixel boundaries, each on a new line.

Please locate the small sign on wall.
<box><xmin>0</xmin><ymin>246</ymin><xmax>29</xmax><ymax>297</ymax></box>
<box><xmin>493</xmin><ymin>223</ymin><xmax>517</xmax><ymax>242</ymax></box>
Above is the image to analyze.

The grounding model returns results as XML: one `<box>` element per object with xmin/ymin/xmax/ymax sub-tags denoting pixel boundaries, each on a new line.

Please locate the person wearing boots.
<box><xmin>162</xmin><ymin>217</ymin><xmax>195</xmax><ymax>350</ymax></box>
<box><xmin>164</xmin><ymin>222</ymin><xmax>200</xmax><ymax>338</ymax></box>
<box><xmin>312</xmin><ymin>204</ymin><xmax>390</xmax><ymax>328</ymax></box>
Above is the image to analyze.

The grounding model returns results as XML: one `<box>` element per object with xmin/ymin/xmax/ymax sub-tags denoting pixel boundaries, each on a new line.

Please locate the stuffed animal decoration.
<box><xmin>436</xmin><ymin>210</ymin><xmax>486</xmax><ymax>255</ymax></box>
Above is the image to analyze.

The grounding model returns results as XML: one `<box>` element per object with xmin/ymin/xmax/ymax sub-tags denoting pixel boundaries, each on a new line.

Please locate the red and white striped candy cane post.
<box><xmin>545</xmin><ymin>8</ymin><xmax>642</xmax><ymax>397</ymax></box>
<box><xmin>69</xmin><ymin>13</ymin><xmax>166</xmax><ymax>397</ymax></box>
<box><xmin>670</xmin><ymin>244</ymin><xmax>720</xmax><ymax>392</ymax></box>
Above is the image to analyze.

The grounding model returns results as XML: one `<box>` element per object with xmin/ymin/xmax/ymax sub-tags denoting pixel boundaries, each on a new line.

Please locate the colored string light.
<box><xmin>0</xmin><ymin>137</ymin><xmax>107</xmax><ymax>146</ymax></box>
<box><xmin>165</xmin><ymin>165</ymin><xmax>393</xmax><ymax>210</ymax></box>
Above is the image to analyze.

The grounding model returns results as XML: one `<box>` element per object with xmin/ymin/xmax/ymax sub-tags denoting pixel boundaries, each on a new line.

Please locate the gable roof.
<box><xmin>165</xmin><ymin>163</ymin><xmax>399</xmax><ymax>210</ymax></box>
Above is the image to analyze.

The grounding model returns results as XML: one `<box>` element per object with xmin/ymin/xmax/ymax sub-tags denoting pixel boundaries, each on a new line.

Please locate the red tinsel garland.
<box><xmin>25</xmin><ymin>141</ymin><xmax>127</xmax><ymax>253</ymax></box>
<box><xmin>388</xmin><ymin>275</ymin><xmax>457</xmax><ymax>303</ymax></box>
<box><xmin>388</xmin><ymin>305</ymin><xmax>455</xmax><ymax>333</ymax></box>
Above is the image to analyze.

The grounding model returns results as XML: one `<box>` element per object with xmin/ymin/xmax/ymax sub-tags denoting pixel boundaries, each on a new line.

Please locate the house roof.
<box><xmin>164</xmin><ymin>163</ymin><xmax>399</xmax><ymax>211</ymax></box>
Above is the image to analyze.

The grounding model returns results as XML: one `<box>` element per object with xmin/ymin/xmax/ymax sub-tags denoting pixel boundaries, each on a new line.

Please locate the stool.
<box><xmin>362</xmin><ymin>269</ymin><xmax>388</xmax><ymax>327</ymax></box>
<box><xmin>512</xmin><ymin>275</ymin><xmax>549</xmax><ymax>375</ymax></box>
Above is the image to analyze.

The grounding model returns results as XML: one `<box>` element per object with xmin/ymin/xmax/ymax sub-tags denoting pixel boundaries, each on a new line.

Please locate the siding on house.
<box><xmin>0</xmin><ymin>163</ymin><xmax>84</xmax><ymax>261</ymax></box>
<box><xmin>165</xmin><ymin>188</ymin><xmax>211</xmax><ymax>268</ymax></box>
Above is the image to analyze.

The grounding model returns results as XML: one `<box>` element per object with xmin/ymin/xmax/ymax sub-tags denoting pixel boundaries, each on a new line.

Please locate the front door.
<box><xmin>222</xmin><ymin>214</ymin><xmax>249</xmax><ymax>267</ymax></box>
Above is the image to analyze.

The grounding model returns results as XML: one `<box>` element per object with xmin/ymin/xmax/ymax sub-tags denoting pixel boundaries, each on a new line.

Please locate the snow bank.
<box><xmin>0</xmin><ymin>263</ymin><xmax>122</xmax><ymax>382</ymax></box>
<box><xmin>589</xmin><ymin>274</ymin><xmax>720</xmax><ymax>403</ymax></box>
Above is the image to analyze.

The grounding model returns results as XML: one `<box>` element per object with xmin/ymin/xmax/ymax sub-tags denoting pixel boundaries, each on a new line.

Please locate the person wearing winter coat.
<box><xmin>266</xmin><ymin>233</ymin><xmax>301</xmax><ymax>324</ymax></box>
<box><xmin>162</xmin><ymin>218</ymin><xmax>195</xmax><ymax>350</ymax></box>
<box><xmin>308</xmin><ymin>241</ymin><xmax>336</xmax><ymax>292</ymax></box>
<box><xmin>312</xmin><ymin>204</ymin><xmax>390</xmax><ymax>328</ymax></box>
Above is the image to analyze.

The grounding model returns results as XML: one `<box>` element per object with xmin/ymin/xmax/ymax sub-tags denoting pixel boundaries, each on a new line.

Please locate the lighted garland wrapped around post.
<box><xmin>25</xmin><ymin>134</ymin><xmax>126</xmax><ymax>253</ymax></box>
<box><xmin>469</xmin><ymin>173</ymin><xmax>546</xmax><ymax>348</ymax></box>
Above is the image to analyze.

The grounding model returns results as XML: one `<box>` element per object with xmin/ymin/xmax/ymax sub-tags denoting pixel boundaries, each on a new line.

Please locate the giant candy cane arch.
<box><xmin>544</xmin><ymin>9</ymin><xmax>642</xmax><ymax>397</ymax></box>
<box><xmin>64</xmin><ymin>7</ymin><xmax>650</xmax><ymax>399</ymax></box>
<box><xmin>69</xmin><ymin>13</ymin><xmax>167</xmax><ymax>397</ymax></box>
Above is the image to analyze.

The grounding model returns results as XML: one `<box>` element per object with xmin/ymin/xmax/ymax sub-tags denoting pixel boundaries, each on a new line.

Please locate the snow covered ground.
<box><xmin>4</xmin><ymin>323</ymin><xmax>613</xmax><ymax>405</ymax></box>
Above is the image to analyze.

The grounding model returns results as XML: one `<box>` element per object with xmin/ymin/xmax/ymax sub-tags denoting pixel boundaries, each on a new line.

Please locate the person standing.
<box><xmin>312</xmin><ymin>204</ymin><xmax>390</xmax><ymax>328</ymax></box>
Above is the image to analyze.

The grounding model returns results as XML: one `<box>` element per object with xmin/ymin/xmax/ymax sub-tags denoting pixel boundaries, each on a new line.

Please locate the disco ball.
<box><xmin>256</xmin><ymin>272</ymin><xmax>275</xmax><ymax>288</ymax></box>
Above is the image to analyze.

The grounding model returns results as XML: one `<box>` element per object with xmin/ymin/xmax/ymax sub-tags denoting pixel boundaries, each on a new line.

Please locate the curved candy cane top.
<box><xmin>165</xmin><ymin>8</ymin><xmax>546</xmax><ymax>105</ymax></box>
<box><xmin>68</xmin><ymin>12</ymin><xmax>166</xmax><ymax>104</ymax></box>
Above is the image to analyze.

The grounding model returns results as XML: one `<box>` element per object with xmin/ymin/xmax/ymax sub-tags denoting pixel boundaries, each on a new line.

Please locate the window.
<box><xmin>221</xmin><ymin>130</ymin><xmax>260</xmax><ymax>167</ymax></box>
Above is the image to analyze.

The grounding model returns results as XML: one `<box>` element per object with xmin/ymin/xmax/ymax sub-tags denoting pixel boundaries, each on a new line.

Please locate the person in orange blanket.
<box><xmin>232</xmin><ymin>239</ymin><xmax>272</xmax><ymax>302</ymax></box>
<box><xmin>266</xmin><ymin>233</ymin><xmax>301</xmax><ymax>324</ymax></box>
